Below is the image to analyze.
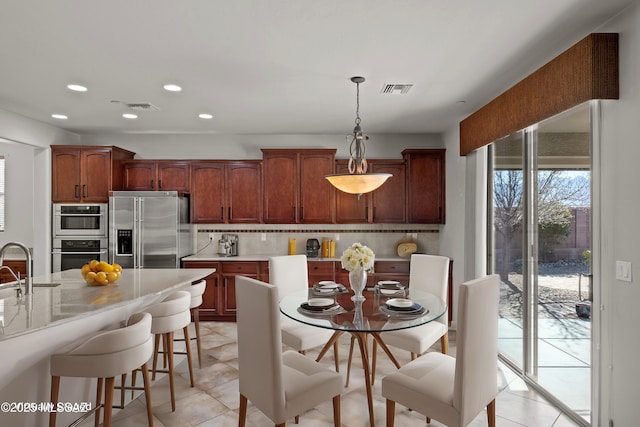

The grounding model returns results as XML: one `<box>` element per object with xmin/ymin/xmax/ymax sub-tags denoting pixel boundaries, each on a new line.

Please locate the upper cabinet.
<box><xmin>335</xmin><ymin>160</ymin><xmax>406</xmax><ymax>223</ymax></box>
<box><xmin>403</xmin><ymin>149</ymin><xmax>446</xmax><ymax>224</ymax></box>
<box><xmin>51</xmin><ymin>146</ymin><xmax>135</xmax><ymax>203</ymax></box>
<box><xmin>262</xmin><ymin>149</ymin><xmax>336</xmax><ymax>223</ymax></box>
<box><xmin>122</xmin><ymin>160</ymin><xmax>190</xmax><ymax>192</ymax></box>
<box><xmin>190</xmin><ymin>161</ymin><xmax>262</xmax><ymax>223</ymax></box>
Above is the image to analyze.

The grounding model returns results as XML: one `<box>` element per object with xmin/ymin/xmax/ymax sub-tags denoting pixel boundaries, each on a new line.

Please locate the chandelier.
<box><xmin>325</xmin><ymin>76</ymin><xmax>391</xmax><ymax>195</ymax></box>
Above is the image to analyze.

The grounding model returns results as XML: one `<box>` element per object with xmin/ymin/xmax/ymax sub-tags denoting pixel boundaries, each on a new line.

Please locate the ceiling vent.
<box><xmin>125</xmin><ymin>103</ymin><xmax>160</xmax><ymax>111</ymax></box>
<box><xmin>381</xmin><ymin>84</ymin><xmax>413</xmax><ymax>94</ymax></box>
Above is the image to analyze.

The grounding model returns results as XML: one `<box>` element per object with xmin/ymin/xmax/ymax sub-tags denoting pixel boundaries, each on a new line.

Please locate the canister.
<box><xmin>288</xmin><ymin>238</ymin><xmax>296</xmax><ymax>255</ymax></box>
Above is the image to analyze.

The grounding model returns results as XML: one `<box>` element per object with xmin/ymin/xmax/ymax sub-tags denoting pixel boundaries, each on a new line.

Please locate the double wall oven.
<box><xmin>51</xmin><ymin>204</ymin><xmax>108</xmax><ymax>272</ymax></box>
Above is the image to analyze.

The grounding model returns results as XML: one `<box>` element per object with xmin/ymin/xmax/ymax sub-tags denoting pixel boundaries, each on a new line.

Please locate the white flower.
<box><xmin>341</xmin><ymin>242</ymin><xmax>375</xmax><ymax>272</ymax></box>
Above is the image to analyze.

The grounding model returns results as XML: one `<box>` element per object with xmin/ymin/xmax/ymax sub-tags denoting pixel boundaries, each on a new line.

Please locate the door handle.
<box><xmin>82</xmin><ymin>184</ymin><xmax>87</xmax><ymax>198</ymax></box>
<box><xmin>150</xmin><ymin>180</ymin><xmax>154</xmax><ymax>189</ymax></box>
<box><xmin>158</xmin><ymin>179</ymin><xmax>162</xmax><ymax>189</ymax></box>
<box><xmin>75</xmin><ymin>185</ymin><xmax>80</xmax><ymax>199</ymax></box>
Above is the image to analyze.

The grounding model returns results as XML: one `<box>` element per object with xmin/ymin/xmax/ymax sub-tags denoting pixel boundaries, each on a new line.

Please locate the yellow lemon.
<box><xmin>89</xmin><ymin>260</ymin><xmax>100</xmax><ymax>272</ymax></box>
<box><xmin>112</xmin><ymin>263</ymin><xmax>123</xmax><ymax>273</ymax></box>
<box><xmin>95</xmin><ymin>272</ymin><xmax>109</xmax><ymax>286</ymax></box>
<box><xmin>81</xmin><ymin>264</ymin><xmax>92</xmax><ymax>278</ymax></box>
<box><xmin>106</xmin><ymin>271</ymin><xmax>120</xmax><ymax>283</ymax></box>
<box><xmin>97</xmin><ymin>261</ymin><xmax>114</xmax><ymax>273</ymax></box>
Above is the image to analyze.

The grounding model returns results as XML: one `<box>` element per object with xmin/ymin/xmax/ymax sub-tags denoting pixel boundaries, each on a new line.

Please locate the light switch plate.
<box><xmin>261</xmin><ymin>233</ymin><xmax>267</xmax><ymax>241</ymax></box>
<box><xmin>616</xmin><ymin>260</ymin><xmax>632</xmax><ymax>282</ymax></box>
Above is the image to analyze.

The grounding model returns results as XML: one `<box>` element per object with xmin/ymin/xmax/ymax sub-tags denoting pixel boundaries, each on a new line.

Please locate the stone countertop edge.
<box><xmin>0</xmin><ymin>268</ymin><xmax>216</xmax><ymax>341</ymax></box>
<box><xmin>182</xmin><ymin>254</ymin><xmax>410</xmax><ymax>262</ymax></box>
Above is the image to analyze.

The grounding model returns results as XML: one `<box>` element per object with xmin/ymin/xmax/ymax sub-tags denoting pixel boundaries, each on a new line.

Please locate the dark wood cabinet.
<box><xmin>190</xmin><ymin>161</ymin><xmax>262</xmax><ymax>224</ymax></box>
<box><xmin>262</xmin><ymin>149</ymin><xmax>335</xmax><ymax>223</ymax></box>
<box><xmin>335</xmin><ymin>160</ymin><xmax>406</xmax><ymax>223</ymax></box>
<box><xmin>307</xmin><ymin>261</ymin><xmax>335</xmax><ymax>286</ymax></box>
<box><xmin>122</xmin><ymin>160</ymin><xmax>190</xmax><ymax>192</ymax></box>
<box><xmin>403</xmin><ymin>149</ymin><xmax>446</xmax><ymax>224</ymax></box>
<box><xmin>0</xmin><ymin>260</ymin><xmax>26</xmax><ymax>284</ymax></box>
<box><xmin>182</xmin><ymin>261</ymin><xmax>221</xmax><ymax>320</ymax></box>
<box><xmin>52</xmin><ymin>146</ymin><xmax>134</xmax><ymax>203</ymax></box>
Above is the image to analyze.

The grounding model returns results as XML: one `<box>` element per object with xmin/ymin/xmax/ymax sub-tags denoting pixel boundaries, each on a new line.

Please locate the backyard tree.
<box><xmin>494</xmin><ymin>169</ymin><xmax>589</xmax><ymax>281</ymax></box>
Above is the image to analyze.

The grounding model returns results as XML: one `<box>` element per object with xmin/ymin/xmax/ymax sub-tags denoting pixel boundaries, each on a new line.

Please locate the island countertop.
<box><xmin>0</xmin><ymin>267</ymin><xmax>215</xmax><ymax>340</ymax></box>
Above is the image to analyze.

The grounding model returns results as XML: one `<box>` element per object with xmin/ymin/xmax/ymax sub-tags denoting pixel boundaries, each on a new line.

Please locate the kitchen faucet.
<box><xmin>0</xmin><ymin>242</ymin><xmax>33</xmax><ymax>295</ymax></box>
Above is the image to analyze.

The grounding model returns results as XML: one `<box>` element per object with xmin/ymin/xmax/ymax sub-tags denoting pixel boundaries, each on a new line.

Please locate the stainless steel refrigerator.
<box><xmin>109</xmin><ymin>191</ymin><xmax>193</xmax><ymax>268</ymax></box>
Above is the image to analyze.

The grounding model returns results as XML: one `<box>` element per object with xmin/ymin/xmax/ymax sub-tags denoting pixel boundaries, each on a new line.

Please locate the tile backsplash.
<box><xmin>192</xmin><ymin>224</ymin><xmax>439</xmax><ymax>258</ymax></box>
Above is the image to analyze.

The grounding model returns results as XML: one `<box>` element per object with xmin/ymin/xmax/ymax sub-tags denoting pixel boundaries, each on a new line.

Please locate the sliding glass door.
<box><xmin>490</xmin><ymin>102</ymin><xmax>594</xmax><ymax>425</ymax></box>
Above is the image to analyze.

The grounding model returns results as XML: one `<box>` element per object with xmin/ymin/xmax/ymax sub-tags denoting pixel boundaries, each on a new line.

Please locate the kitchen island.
<box><xmin>0</xmin><ymin>267</ymin><xmax>215</xmax><ymax>426</ymax></box>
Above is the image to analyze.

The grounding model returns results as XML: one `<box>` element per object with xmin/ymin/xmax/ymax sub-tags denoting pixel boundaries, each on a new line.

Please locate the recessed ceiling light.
<box><xmin>67</xmin><ymin>84</ymin><xmax>87</xmax><ymax>92</ymax></box>
<box><xmin>122</xmin><ymin>113</ymin><xmax>138</xmax><ymax>119</ymax></box>
<box><xmin>198</xmin><ymin>113</ymin><xmax>213</xmax><ymax>119</ymax></box>
<box><xmin>51</xmin><ymin>114</ymin><xmax>68</xmax><ymax>120</ymax></box>
<box><xmin>163</xmin><ymin>84</ymin><xmax>182</xmax><ymax>92</ymax></box>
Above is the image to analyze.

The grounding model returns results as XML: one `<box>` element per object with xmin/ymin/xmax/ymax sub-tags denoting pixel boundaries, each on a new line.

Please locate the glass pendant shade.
<box><xmin>325</xmin><ymin>76</ymin><xmax>392</xmax><ymax>195</ymax></box>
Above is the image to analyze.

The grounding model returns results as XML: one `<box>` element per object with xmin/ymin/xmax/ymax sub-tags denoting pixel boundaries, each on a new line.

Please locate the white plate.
<box><xmin>318</xmin><ymin>281</ymin><xmax>339</xmax><ymax>289</ymax></box>
<box><xmin>307</xmin><ymin>298</ymin><xmax>335</xmax><ymax>307</ymax></box>
<box><xmin>386</xmin><ymin>298</ymin><xmax>414</xmax><ymax>308</ymax></box>
<box><xmin>380</xmin><ymin>288</ymin><xmax>403</xmax><ymax>296</ymax></box>
<box><xmin>378</xmin><ymin>280</ymin><xmax>401</xmax><ymax>286</ymax></box>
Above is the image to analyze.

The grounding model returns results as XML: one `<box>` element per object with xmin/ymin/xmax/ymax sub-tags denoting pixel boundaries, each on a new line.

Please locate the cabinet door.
<box><xmin>263</xmin><ymin>152</ymin><xmax>297</xmax><ymax>223</ymax></box>
<box><xmin>123</xmin><ymin>161</ymin><xmax>156</xmax><ymax>190</ymax></box>
<box><xmin>52</xmin><ymin>148</ymin><xmax>81</xmax><ymax>202</ymax></box>
<box><xmin>220</xmin><ymin>274</ymin><xmax>239</xmax><ymax>316</ymax></box>
<box><xmin>335</xmin><ymin>161</ymin><xmax>370</xmax><ymax>223</ymax></box>
<box><xmin>157</xmin><ymin>161</ymin><xmax>190</xmax><ymax>191</ymax></box>
<box><xmin>191</xmin><ymin>162</ymin><xmax>225</xmax><ymax>223</ymax></box>
<box><xmin>299</xmin><ymin>152</ymin><xmax>335</xmax><ymax>223</ymax></box>
<box><xmin>227</xmin><ymin>162</ymin><xmax>262</xmax><ymax>223</ymax></box>
<box><xmin>404</xmin><ymin>149</ymin><xmax>446</xmax><ymax>223</ymax></box>
<box><xmin>371</xmin><ymin>161</ymin><xmax>406</xmax><ymax>223</ymax></box>
<box><xmin>307</xmin><ymin>261</ymin><xmax>335</xmax><ymax>286</ymax></box>
<box><xmin>81</xmin><ymin>149</ymin><xmax>111</xmax><ymax>202</ymax></box>
<box><xmin>182</xmin><ymin>261</ymin><xmax>221</xmax><ymax>321</ymax></box>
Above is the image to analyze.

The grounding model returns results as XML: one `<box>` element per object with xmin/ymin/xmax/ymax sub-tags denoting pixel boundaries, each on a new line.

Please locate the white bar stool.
<box><xmin>173</xmin><ymin>280</ymin><xmax>206</xmax><ymax>368</ymax></box>
<box><xmin>145</xmin><ymin>290</ymin><xmax>194</xmax><ymax>412</ymax></box>
<box><xmin>49</xmin><ymin>312</ymin><xmax>154</xmax><ymax>427</ymax></box>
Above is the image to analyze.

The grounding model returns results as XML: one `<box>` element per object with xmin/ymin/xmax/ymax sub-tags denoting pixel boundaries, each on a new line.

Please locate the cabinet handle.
<box><xmin>365</xmin><ymin>206</ymin><xmax>369</xmax><ymax>218</ymax></box>
<box><xmin>221</xmin><ymin>206</ymin><xmax>224</xmax><ymax>220</ymax></box>
<box><xmin>150</xmin><ymin>180</ymin><xmax>154</xmax><ymax>189</ymax></box>
<box><xmin>82</xmin><ymin>184</ymin><xmax>87</xmax><ymax>198</ymax></box>
<box><xmin>293</xmin><ymin>206</ymin><xmax>296</xmax><ymax>218</ymax></box>
<box><xmin>228</xmin><ymin>207</ymin><xmax>231</xmax><ymax>219</ymax></box>
<box><xmin>158</xmin><ymin>179</ymin><xmax>162</xmax><ymax>189</ymax></box>
<box><xmin>74</xmin><ymin>185</ymin><xmax>79</xmax><ymax>199</ymax></box>
<box><xmin>300</xmin><ymin>206</ymin><xmax>304</xmax><ymax>220</ymax></box>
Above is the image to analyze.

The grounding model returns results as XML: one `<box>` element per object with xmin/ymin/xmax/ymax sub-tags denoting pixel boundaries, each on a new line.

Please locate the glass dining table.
<box><xmin>280</xmin><ymin>287</ymin><xmax>447</xmax><ymax>427</ymax></box>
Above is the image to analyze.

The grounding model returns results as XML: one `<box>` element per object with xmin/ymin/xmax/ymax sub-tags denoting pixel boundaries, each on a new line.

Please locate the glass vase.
<box><xmin>349</xmin><ymin>268</ymin><xmax>367</xmax><ymax>301</ymax></box>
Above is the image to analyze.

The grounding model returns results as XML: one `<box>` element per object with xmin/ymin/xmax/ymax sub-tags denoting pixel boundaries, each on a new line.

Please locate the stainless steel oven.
<box><xmin>51</xmin><ymin>238</ymin><xmax>108</xmax><ymax>272</ymax></box>
<box><xmin>53</xmin><ymin>204</ymin><xmax>108</xmax><ymax>238</ymax></box>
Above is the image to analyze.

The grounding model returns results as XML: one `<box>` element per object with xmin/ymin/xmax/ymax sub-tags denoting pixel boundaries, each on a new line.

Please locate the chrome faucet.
<box><xmin>0</xmin><ymin>265</ymin><xmax>23</xmax><ymax>297</ymax></box>
<box><xmin>0</xmin><ymin>242</ymin><xmax>33</xmax><ymax>295</ymax></box>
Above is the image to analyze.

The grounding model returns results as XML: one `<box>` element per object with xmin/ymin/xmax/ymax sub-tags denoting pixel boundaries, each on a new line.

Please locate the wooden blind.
<box><xmin>459</xmin><ymin>33</ymin><xmax>618</xmax><ymax>156</ymax></box>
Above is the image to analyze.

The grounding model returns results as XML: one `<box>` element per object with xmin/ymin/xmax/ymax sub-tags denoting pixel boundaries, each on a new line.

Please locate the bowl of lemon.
<box><xmin>81</xmin><ymin>260</ymin><xmax>123</xmax><ymax>286</ymax></box>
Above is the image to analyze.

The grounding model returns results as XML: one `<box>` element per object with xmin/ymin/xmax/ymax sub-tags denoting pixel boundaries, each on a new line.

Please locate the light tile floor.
<box><xmin>81</xmin><ymin>322</ymin><xmax>582</xmax><ymax>427</ymax></box>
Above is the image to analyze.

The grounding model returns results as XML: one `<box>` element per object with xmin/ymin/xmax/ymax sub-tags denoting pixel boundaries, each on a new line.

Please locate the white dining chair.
<box><xmin>346</xmin><ymin>253</ymin><xmax>450</xmax><ymax>385</ymax></box>
<box><xmin>382</xmin><ymin>274</ymin><xmax>500</xmax><ymax>427</ymax></box>
<box><xmin>269</xmin><ymin>255</ymin><xmax>340</xmax><ymax>371</ymax></box>
<box><xmin>236</xmin><ymin>276</ymin><xmax>342</xmax><ymax>427</ymax></box>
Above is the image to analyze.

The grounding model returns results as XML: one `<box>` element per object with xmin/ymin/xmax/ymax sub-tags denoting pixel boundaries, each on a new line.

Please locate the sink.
<box><xmin>32</xmin><ymin>283</ymin><xmax>62</xmax><ymax>288</ymax></box>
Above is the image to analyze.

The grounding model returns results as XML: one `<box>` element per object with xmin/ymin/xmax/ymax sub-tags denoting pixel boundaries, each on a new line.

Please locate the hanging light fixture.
<box><xmin>325</xmin><ymin>76</ymin><xmax>391</xmax><ymax>195</ymax></box>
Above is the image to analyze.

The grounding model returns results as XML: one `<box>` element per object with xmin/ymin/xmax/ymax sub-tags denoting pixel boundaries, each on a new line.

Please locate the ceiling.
<box><xmin>0</xmin><ymin>0</ymin><xmax>632</xmax><ymax>137</ymax></box>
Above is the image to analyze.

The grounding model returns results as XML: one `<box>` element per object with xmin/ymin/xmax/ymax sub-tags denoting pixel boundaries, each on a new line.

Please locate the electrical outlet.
<box><xmin>335</xmin><ymin>233</ymin><xmax>340</xmax><ymax>241</ymax></box>
<box><xmin>208</xmin><ymin>233</ymin><xmax>215</xmax><ymax>241</ymax></box>
<box><xmin>261</xmin><ymin>233</ymin><xmax>267</xmax><ymax>241</ymax></box>
<box><xmin>616</xmin><ymin>260</ymin><xmax>632</xmax><ymax>282</ymax></box>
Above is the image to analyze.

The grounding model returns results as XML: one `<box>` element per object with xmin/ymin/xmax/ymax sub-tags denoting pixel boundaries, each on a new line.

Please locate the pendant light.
<box><xmin>325</xmin><ymin>76</ymin><xmax>391</xmax><ymax>195</ymax></box>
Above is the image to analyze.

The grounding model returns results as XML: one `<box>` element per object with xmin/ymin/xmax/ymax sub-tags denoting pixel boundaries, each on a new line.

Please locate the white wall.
<box><xmin>78</xmin><ymin>132</ymin><xmax>441</xmax><ymax>160</ymax></box>
<box><xmin>596</xmin><ymin>2</ymin><xmax>640</xmax><ymax>425</ymax></box>
<box><xmin>0</xmin><ymin>108</ymin><xmax>78</xmax><ymax>275</ymax></box>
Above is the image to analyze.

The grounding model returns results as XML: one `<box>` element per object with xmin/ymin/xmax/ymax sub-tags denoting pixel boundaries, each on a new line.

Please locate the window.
<box><xmin>0</xmin><ymin>156</ymin><xmax>4</xmax><ymax>231</ymax></box>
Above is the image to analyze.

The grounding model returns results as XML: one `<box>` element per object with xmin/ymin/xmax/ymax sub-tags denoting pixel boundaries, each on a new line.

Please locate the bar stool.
<box><xmin>145</xmin><ymin>290</ymin><xmax>194</xmax><ymax>412</ymax></box>
<box><xmin>173</xmin><ymin>280</ymin><xmax>206</xmax><ymax>368</ymax></box>
<box><xmin>49</xmin><ymin>312</ymin><xmax>154</xmax><ymax>427</ymax></box>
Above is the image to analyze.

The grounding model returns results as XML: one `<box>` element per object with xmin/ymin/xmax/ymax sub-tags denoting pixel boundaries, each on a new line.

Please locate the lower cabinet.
<box><xmin>0</xmin><ymin>260</ymin><xmax>26</xmax><ymax>284</ymax></box>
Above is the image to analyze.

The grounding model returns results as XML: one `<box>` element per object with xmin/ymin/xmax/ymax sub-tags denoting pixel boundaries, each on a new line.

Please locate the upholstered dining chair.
<box><xmin>236</xmin><ymin>276</ymin><xmax>342</xmax><ymax>427</ymax></box>
<box><xmin>345</xmin><ymin>253</ymin><xmax>450</xmax><ymax>385</ymax></box>
<box><xmin>382</xmin><ymin>274</ymin><xmax>500</xmax><ymax>427</ymax></box>
<box><xmin>49</xmin><ymin>312</ymin><xmax>154</xmax><ymax>427</ymax></box>
<box><xmin>269</xmin><ymin>255</ymin><xmax>340</xmax><ymax>371</ymax></box>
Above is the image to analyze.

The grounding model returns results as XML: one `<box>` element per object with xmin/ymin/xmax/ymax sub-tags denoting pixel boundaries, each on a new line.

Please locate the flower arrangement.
<box><xmin>341</xmin><ymin>242</ymin><xmax>375</xmax><ymax>272</ymax></box>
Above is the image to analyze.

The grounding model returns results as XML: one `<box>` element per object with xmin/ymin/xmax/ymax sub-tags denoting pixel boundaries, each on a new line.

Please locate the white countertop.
<box><xmin>182</xmin><ymin>254</ymin><xmax>409</xmax><ymax>262</ymax></box>
<box><xmin>0</xmin><ymin>268</ymin><xmax>215</xmax><ymax>340</ymax></box>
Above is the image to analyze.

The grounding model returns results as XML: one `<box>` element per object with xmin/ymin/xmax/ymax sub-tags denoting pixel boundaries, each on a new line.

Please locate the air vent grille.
<box><xmin>125</xmin><ymin>103</ymin><xmax>160</xmax><ymax>111</ymax></box>
<box><xmin>381</xmin><ymin>84</ymin><xmax>413</xmax><ymax>94</ymax></box>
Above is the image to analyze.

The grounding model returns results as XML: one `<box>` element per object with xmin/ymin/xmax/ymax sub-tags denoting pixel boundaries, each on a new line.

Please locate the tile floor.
<box><xmin>81</xmin><ymin>322</ymin><xmax>583</xmax><ymax>427</ymax></box>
